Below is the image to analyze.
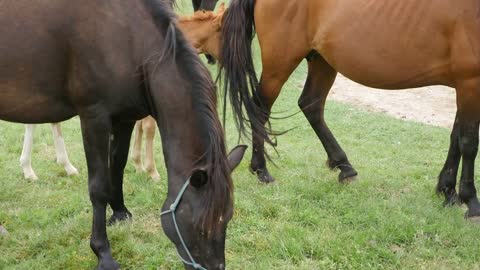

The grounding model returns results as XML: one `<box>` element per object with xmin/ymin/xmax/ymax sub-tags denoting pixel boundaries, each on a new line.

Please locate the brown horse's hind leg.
<box><xmin>455</xmin><ymin>83</ymin><xmax>480</xmax><ymax>219</ymax></box>
<box><xmin>108</xmin><ymin>120</ymin><xmax>135</xmax><ymax>225</ymax></box>
<box><xmin>132</xmin><ymin>120</ymin><xmax>144</xmax><ymax>172</ymax></box>
<box><xmin>250</xmin><ymin>55</ymin><xmax>304</xmax><ymax>183</ymax></box>
<box><xmin>298</xmin><ymin>54</ymin><xmax>357</xmax><ymax>183</ymax></box>
<box><xmin>143</xmin><ymin>117</ymin><xmax>160</xmax><ymax>181</ymax></box>
<box><xmin>80</xmin><ymin>112</ymin><xmax>120</xmax><ymax>270</ymax></box>
<box><xmin>436</xmin><ymin>113</ymin><xmax>461</xmax><ymax>206</ymax></box>
<box><xmin>458</xmin><ymin>119</ymin><xmax>480</xmax><ymax>218</ymax></box>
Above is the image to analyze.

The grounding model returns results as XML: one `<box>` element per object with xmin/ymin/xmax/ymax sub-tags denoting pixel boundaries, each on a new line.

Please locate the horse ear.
<box><xmin>228</xmin><ymin>145</ymin><xmax>248</xmax><ymax>172</ymax></box>
<box><xmin>190</xmin><ymin>168</ymin><xmax>208</xmax><ymax>189</ymax></box>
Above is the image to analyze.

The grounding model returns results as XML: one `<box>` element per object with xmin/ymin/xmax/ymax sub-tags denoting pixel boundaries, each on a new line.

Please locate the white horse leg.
<box><xmin>20</xmin><ymin>124</ymin><xmax>38</xmax><ymax>180</ymax></box>
<box><xmin>51</xmin><ymin>123</ymin><xmax>78</xmax><ymax>176</ymax></box>
<box><xmin>143</xmin><ymin>117</ymin><xmax>160</xmax><ymax>181</ymax></box>
<box><xmin>132</xmin><ymin>120</ymin><xmax>144</xmax><ymax>172</ymax></box>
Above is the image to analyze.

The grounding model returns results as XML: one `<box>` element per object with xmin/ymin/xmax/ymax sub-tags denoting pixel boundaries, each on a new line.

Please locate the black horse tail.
<box><xmin>220</xmin><ymin>0</ymin><xmax>274</xmax><ymax>146</ymax></box>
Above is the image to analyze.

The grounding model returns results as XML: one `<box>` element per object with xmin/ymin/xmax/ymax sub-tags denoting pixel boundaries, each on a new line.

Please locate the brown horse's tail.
<box><xmin>220</xmin><ymin>0</ymin><xmax>274</xmax><ymax>146</ymax></box>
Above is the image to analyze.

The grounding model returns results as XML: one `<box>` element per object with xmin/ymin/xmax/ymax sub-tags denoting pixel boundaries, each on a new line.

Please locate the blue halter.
<box><xmin>160</xmin><ymin>179</ymin><xmax>208</xmax><ymax>270</ymax></box>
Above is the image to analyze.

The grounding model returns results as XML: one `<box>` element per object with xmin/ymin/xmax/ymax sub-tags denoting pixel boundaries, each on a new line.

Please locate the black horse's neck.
<box><xmin>139</xmin><ymin>0</ymin><xmax>232</xmax><ymax>234</ymax></box>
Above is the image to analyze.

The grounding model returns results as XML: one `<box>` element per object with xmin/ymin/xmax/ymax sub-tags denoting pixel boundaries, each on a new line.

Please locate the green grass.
<box><xmin>2</xmin><ymin>1</ymin><xmax>480</xmax><ymax>269</ymax></box>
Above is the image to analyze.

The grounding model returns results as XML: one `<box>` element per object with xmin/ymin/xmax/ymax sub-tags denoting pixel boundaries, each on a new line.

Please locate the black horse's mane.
<box><xmin>141</xmin><ymin>0</ymin><xmax>233</xmax><ymax>234</ymax></box>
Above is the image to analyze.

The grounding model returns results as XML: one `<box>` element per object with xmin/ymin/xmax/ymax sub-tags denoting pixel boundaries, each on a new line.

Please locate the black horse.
<box><xmin>0</xmin><ymin>0</ymin><xmax>246</xmax><ymax>269</ymax></box>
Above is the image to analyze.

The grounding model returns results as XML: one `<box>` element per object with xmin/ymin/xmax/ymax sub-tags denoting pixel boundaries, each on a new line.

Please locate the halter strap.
<box><xmin>160</xmin><ymin>179</ymin><xmax>208</xmax><ymax>270</ymax></box>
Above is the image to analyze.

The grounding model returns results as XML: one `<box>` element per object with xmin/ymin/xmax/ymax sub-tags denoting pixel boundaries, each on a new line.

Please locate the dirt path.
<box><xmin>328</xmin><ymin>74</ymin><xmax>456</xmax><ymax>129</ymax></box>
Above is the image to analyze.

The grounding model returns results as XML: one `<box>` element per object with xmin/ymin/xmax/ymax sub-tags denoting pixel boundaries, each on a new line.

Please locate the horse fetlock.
<box><xmin>22</xmin><ymin>168</ymin><xmax>38</xmax><ymax>180</ymax></box>
<box><xmin>443</xmin><ymin>192</ymin><xmax>460</xmax><ymax>207</ymax></box>
<box><xmin>108</xmin><ymin>210</ymin><xmax>132</xmax><ymax>226</ymax></box>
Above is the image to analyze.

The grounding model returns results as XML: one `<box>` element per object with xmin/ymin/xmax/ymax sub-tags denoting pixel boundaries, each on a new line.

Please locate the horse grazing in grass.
<box><xmin>184</xmin><ymin>1</ymin><xmax>480</xmax><ymax>219</ymax></box>
<box><xmin>131</xmin><ymin>0</ymin><xmax>220</xmax><ymax>181</ymax></box>
<box><xmin>0</xmin><ymin>0</ymin><xmax>247</xmax><ymax>269</ymax></box>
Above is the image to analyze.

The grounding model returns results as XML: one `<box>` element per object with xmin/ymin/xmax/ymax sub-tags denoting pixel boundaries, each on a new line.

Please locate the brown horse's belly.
<box><xmin>318</xmin><ymin>39</ymin><xmax>452</xmax><ymax>90</ymax></box>
<box><xmin>312</xmin><ymin>0</ymin><xmax>455</xmax><ymax>89</ymax></box>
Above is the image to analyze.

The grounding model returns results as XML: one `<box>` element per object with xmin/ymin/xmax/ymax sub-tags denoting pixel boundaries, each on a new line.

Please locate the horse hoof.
<box><xmin>23</xmin><ymin>169</ymin><xmax>38</xmax><ymax>180</ymax></box>
<box><xmin>66</xmin><ymin>166</ymin><xmax>79</xmax><ymax>176</ymax></box>
<box><xmin>257</xmin><ymin>169</ymin><xmax>275</xmax><ymax>184</ymax></box>
<box><xmin>108</xmin><ymin>211</ymin><xmax>132</xmax><ymax>226</ymax></box>
<box><xmin>96</xmin><ymin>258</ymin><xmax>121</xmax><ymax>270</ymax></box>
<box><xmin>465</xmin><ymin>215</ymin><xmax>480</xmax><ymax>224</ymax></box>
<box><xmin>464</xmin><ymin>208</ymin><xmax>480</xmax><ymax>222</ymax></box>
<box><xmin>339</xmin><ymin>175</ymin><xmax>357</xmax><ymax>184</ymax></box>
<box><xmin>338</xmin><ymin>171</ymin><xmax>358</xmax><ymax>184</ymax></box>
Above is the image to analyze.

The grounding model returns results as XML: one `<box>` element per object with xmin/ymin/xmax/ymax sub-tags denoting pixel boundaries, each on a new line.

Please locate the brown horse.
<box><xmin>0</xmin><ymin>0</ymin><xmax>247</xmax><ymax>269</ymax></box>
<box><xmin>183</xmin><ymin>1</ymin><xmax>480</xmax><ymax>219</ymax></box>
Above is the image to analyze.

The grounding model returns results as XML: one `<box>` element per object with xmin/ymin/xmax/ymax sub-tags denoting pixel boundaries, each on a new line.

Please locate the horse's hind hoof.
<box><xmin>464</xmin><ymin>207</ymin><xmax>480</xmax><ymax>222</ymax></box>
<box><xmin>256</xmin><ymin>169</ymin><xmax>275</xmax><ymax>184</ymax></box>
<box><xmin>465</xmin><ymin>215</ymin><xmax>480</xmax><ymax>224</ymax></box>
<box><xmin>96</xmin><ymin>258</ymin><xmax>121</xmax><ymax>270</ymax></box>
<box><xmin>108</xmin><ymin>210</ymin><xmax>132</xmax><ymax>226</ymax></box>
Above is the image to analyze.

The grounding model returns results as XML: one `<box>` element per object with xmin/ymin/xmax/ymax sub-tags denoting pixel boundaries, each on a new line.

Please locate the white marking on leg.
<box><xmin>51</xmin><ymin>123</ymin><xmax>78</xmax><ymax>176</ymax></box>
<box><xmin>20</xmin><ymin>124</ymin><xmax>38</xmax><ymax>180</ymax></box>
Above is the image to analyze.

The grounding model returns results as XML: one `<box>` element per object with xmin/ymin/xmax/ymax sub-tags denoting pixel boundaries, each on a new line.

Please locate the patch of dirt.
<box><xmin>328</xmin><ymin>74</ymin><xmax>456</xmax><ymax>128</ymax></box>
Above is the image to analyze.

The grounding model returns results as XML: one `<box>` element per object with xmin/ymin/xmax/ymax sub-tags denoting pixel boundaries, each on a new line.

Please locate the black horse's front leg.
<box><xmin>80</xmin><ymin>113</ymin><xmax>120</xmax><ymax>270</ymax></box>
<box><xmin>108</xmin><ymin>121</ymin><xmax>135</xmax><ymax>225</ymax></box>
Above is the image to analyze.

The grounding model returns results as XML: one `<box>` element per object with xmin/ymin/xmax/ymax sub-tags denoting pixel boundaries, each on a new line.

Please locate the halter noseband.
<box><xmin>160</xmin><ymin>178</ymin><xmax>208</xmax><ymax>270</ymax></box>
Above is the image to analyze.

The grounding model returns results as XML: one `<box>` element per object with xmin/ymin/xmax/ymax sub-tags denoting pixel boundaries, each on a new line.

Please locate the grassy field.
<box><xmin>2</xmin><ymin>1</ymin><xmax>480</xmax><ymax>269</ymax></box>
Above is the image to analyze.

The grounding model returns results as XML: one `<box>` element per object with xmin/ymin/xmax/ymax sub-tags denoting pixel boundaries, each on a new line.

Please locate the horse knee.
<box><xmin>88</xmin><ymin>179</ymin><xmax>110</xmax><ymax>203</ymax></box>
<box><xmin>90</xmin><ymin>238</ymin><xmax>109</xmax><ymax>255</ymax></box>
<box><xmin>459</xmin><ymin>136</ymin><xmax>478</xmax><ymax>159</ymax></box>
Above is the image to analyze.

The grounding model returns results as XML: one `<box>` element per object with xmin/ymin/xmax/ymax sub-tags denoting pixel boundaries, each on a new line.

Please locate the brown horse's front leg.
<box><xmin>250</xmin><ymin>70</ymin><xmax>298</xmax><ymax>183</ymax></box>
<box><xmin>436</xmin><ymin>113</ymin><xmax>461</xmax><ymax>206</ymax></box>
<box><xmin>250</xmin><ymin>97</ymin><xmax>274</xmax><ymax>183</ymax></box>
<box><xmin>249</xmin><ymin>49</ymin><xmax>305</xmax><ymax>183</ymax></box>
<box><xmin>80</xmin><ymin>113</ymin><xmax>120</xmax><ymax>270</ymax></box>
<box><xmin>299</xmin><ymin>55</ymin><xmax>357</xmax><ymax>183</ymax></box>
